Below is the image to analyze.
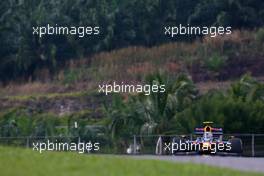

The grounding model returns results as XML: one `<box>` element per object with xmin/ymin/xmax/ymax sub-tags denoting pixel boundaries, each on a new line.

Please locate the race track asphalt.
<box><xmin>131</xmin><ymin>155</ymin><xmax>264</xmax><ymax>173</ymax></box>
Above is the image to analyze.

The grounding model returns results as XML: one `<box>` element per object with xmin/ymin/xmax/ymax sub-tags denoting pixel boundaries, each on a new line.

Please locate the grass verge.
<box><xmin>0</xmin><ymin>147</ymin><xmax>263</xmax><ymax>176</ymax></box>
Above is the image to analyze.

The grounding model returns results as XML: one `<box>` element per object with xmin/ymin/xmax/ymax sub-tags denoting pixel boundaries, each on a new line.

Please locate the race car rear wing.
<box><xmin>194</xmin><ymin>127</ymin><xmax>223</xmax><ymax>135</ymax></box>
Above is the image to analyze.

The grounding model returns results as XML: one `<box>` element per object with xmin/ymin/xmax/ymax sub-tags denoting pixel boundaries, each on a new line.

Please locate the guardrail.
<box><xmin>131</xmin><ymin>134</ymin><xmax>264</xmax><ymax>157</ymax></box>
<box><xmin>0</xmin><ymin>136</ymin><xmax>114</xmax><ymax>154</ymax></box>
<box><xmin>0</xmin><ymin>134</ymin><xmax>263</xmax><ymax>156</ymax></box>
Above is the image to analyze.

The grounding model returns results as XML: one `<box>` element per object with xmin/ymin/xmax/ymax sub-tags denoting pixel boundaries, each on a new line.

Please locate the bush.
<box><xmin>256</xmin><ymin>28</ymin><xmax>264</xmax><ymax>43</ymax></box>
<box><xmin>204</xmin><ymin>53</ymin><xmax>227</xmax><ymax>72</ymax></box>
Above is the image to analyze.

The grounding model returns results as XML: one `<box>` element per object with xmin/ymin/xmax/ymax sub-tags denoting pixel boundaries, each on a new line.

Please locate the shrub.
<box><xmin>204</xmin><ymin>53</ymin><xmax>227</xmax><ymax>72</ymax></box>
<box><xmin>256</xmin><ymin>28</ymin><xmax>264</xmax><ymax>43</ymax></box>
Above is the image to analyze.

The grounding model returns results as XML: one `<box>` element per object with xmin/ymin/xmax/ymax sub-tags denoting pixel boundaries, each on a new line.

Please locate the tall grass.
<box><xmin>1</xmin><ymin>29</ymin><xmax>263</xmax><ymax>97</ymax></box>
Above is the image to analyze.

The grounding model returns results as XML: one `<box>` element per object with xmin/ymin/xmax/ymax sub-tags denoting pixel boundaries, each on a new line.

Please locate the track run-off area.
<box><xmin>129</xmin><ymin>155</ymin><xmax>264</xmax><ymax>173</ymax></box>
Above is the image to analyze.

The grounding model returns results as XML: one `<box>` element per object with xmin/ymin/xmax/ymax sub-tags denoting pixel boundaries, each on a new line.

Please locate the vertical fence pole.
<box><xmin>251</xmin><ymin>134</ymin><xmax>255</xmax><ymax>157</ymax></box>
<box><xmin>26</xmin><ymin>137</ymin><xmax>29</xmax><ymax>148</ymax></box>
<box><xmin>133</xmin><ymin>135</ymin><xmax>136</xmax><ymax>154</ymax></box>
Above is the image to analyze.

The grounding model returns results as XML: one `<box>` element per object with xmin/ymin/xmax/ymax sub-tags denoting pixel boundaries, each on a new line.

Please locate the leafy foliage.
<box><xmin>104</xmin><ymin>73</ymin><xmax>198</xmax><ymax>147</ymax></box>
<box><xmin>105</xmin><ymin>74</ymin><xmax>264</xmax><ymax>147</ymax></box>
<box><xmin>1</xmin><ymin>0</ymin><xmax>264</xmax><ymax>81</ymax></box>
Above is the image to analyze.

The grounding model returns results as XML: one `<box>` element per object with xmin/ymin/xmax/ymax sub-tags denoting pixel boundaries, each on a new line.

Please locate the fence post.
<box><xmin>133</xmin><ymin>135</ymin><xmax>136</xmax><ymax>154</ymax></box>
<box><xmin>26</xmin><ymin>137</ymin><xmax>29</xmax><ymax>148</ymax></box>
<box><xmin>159</xmin><ymin>136</ymin><xmax>162</xmax><ymax>155</ymax></box>
<box><xmin>251</xmin><ymin>134</ymin><xmax>255</xmax><ymax>157</ymax></box>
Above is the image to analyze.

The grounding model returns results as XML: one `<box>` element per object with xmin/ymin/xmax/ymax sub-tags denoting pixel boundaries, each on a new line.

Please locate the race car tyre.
<box><xmin>229</xmin><ymin>138</ymin><xmax>243</xmax><ymax>154</ymax></box>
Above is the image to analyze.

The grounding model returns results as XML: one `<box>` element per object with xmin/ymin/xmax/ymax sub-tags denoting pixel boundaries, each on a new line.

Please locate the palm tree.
<box><xmin>139</xmin><ymin>73</ymin><xmax>198</xmax><ymax>135</ymax></box>
<box><xmin>105</xmin><ymin>73</ymin><xmax>198</xmax><ymax>152</ymax></box>
<box><xmin>104</xmin><ymin>94</ymin><xmax>145</xmax><ymax>151</ymax></box>
<box><xmin>230</xmin><ymin>74</ymin><xmax>264</xmax><ymax>102</ymax></box>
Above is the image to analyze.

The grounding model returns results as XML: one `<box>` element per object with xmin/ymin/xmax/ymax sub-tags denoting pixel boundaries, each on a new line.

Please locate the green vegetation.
<box><xmin>0</xmin><ymin>147</ymin><xmax>262</xmax><ymax>176</ymax></box>
<box><xmin>0</xmin><ymin>107</ymin><xmax>104</xmax><ymax>137</ymax></box>
<box><xmin>1</xmin><ymin>0</ymin><xmax>264</xmax><ymax>157</ymax></box>
<box><xmin>1</xmin><ymin>73</ymin><xmax>264</xmax><ymax>150</ymax></box>
<box><xmin>1</xmin><ymin>0</ymin><xmax>264</xmax><ymax>81</ymax></box>
<box><xmin>13</xmin><ymin>29</ymin><xmax>261</xmax><ymax>86</ymax></box>
<box><xmin>204</xmin><ymin>53</ymin><xmax>227</xmax><ymax>72</ymax></box>
<box><xmin>256</xmin><ymin>28</ymin><xmax>264</xmax><ymax>43</ymax></box>
<box><xmin>104</xmin><ymin>74</ymin><xmax>264</xmax><ymax>149</ymax></box>
<box><xmin>0</xmin><ymin>29</ymin><xmax>263</xmax><ymax>95</ymax></box>
<box><xmin>1</xmin><ymin>73</ymin><xmax>264</xmax><ymax>152</ymax></box>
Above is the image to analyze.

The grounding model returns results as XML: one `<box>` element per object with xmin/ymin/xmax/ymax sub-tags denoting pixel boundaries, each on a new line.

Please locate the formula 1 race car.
<box><xmin>191</xmin><ymin>122</ymin><xmax>243</xmax><ymax>154</ymax></box>
<box><xmin>156</xmin><ymin>122</ymin><xmax>243</xmax><ymax>155</ymax></box>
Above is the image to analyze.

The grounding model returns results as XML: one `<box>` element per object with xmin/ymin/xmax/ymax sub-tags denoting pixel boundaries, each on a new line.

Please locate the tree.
<box><xmin>139</xmin><ymin>73</ymin><xmax>198</xmax><ymax>135</ymax></box>
<box><xmin>230</xmin><ymin>74</ymin><xmax>264</xmax><ymax>102</ymax></box>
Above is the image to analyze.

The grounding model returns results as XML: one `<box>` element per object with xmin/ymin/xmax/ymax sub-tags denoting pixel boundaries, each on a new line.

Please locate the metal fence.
<box><xmin>131</xmin><ymin>134</ymin><xmax>264</xmax><ymax>157</ymax></box>
<box><xmin>0</xmin><ymin>136</ymin><xmax>114</xmax><ymax>154</ymax></box>
<box><xmin>1</xmin><ymin>134</ymin><xmax>264</xmax><ymax>156</ymax></box>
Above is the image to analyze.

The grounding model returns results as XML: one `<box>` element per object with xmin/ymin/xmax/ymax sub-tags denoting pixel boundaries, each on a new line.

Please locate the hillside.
<box><xmin>1</xmin><ymin>29</ymin><xmax>264</xmax><ymax>141</ymax></box>
<box><xmin>0</xmin><ymin>30</ymin><xmax>264</xmax><ymax>116</ymax></box>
